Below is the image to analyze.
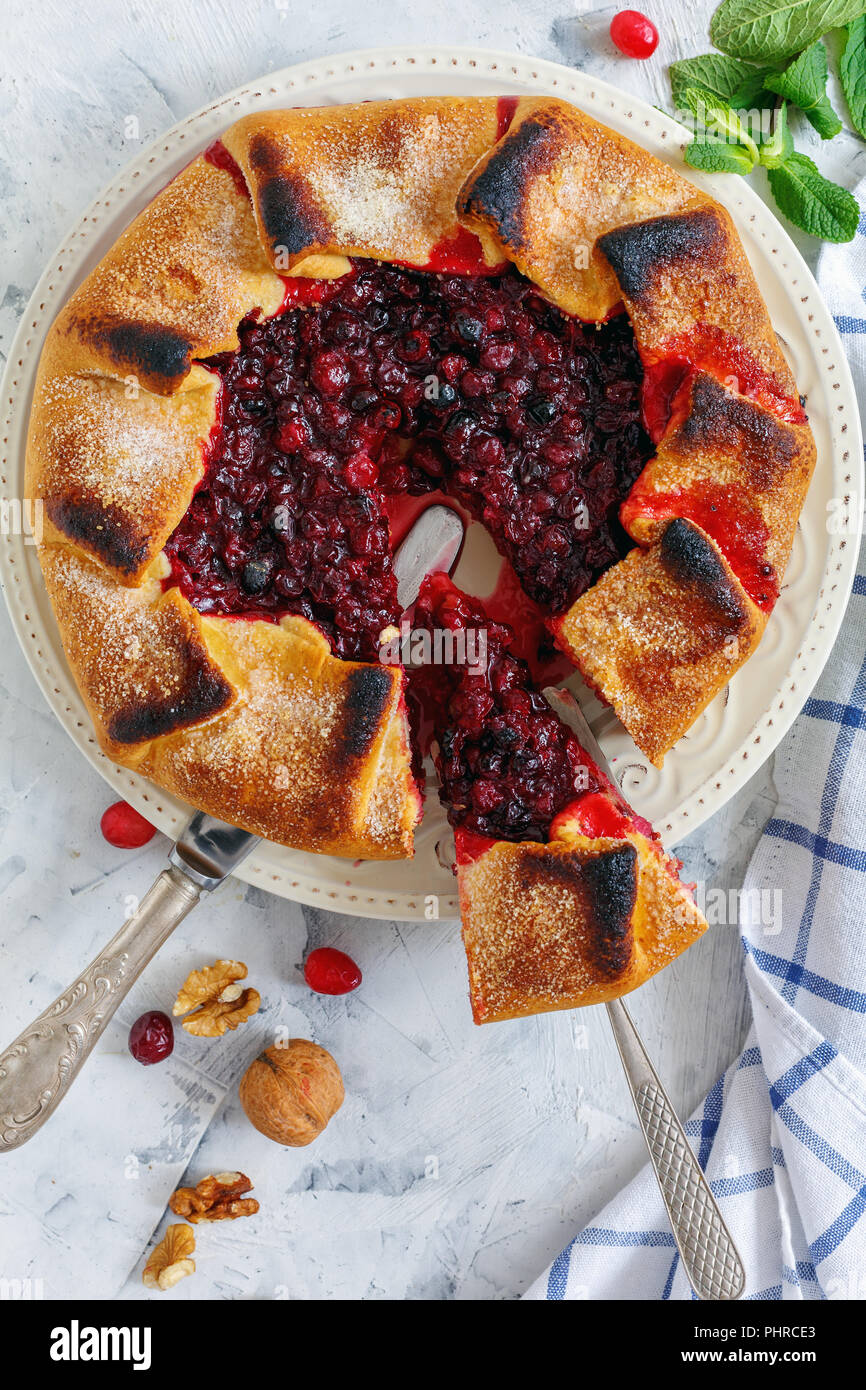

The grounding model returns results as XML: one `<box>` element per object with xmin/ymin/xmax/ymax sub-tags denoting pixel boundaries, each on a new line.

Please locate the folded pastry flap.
<box><xmin>39</xmin><ymin>545</ymin><xmax>238</xmax><ymax>766</ymax></box>
<box><xmin>146</xmin><ymin>615</ymin><xmax>417</xmax><ymax>858</ymax></box>
<box><xmin>456</xmin><ymin>96</ymin><xmax>704</xmax><ymax>321</ymax></box>
<box><xmin>622</xmin><ymin>373</ymin><xmax>816</xmax><ymax>602</ymax></box>
<box><xmin>458</xmin><ymin>831</ymin><xmax>706</xmax><ymax>1023</ymax></box>
<box><xmin>49</xmin><ymin>157</ymin><xmax>284</xmax><ymax>395</ymax></box>
<box><xmin>553</xmin><ymin>518</ymin><xmax>767</xmax><ymax>767</ymax></box>
<box><xmin>597</xmin><ymin>206</ymin><xmax>801</xmax><ymax>409</ymax></box>
<box><xmin>221</xmin><ymin>99</ymin><xmax>504</xmax><ymax>273</ymax></box>
<box><xmin>27</xmin><ymin>347</ymin><xmax>219</xmax><ymax>584</ymax></box>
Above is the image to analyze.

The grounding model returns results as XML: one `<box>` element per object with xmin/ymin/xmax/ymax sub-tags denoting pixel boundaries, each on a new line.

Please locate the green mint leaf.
<box><xmin>670</xmin><ymin>54</ymin><xmax>757</xmax><ymax>107</ymax></box>
<box><xmin>805</xmin><ymin>94</ymin><xmax>846</xmax><ymax>136</ymax></box>
<box><xmin>767</xmin><ymin>151</ymin><xmax>860</xmax><ymax>240</ymax></box>
<box><xmin>711</xmin><ymin>0</ymin><xmax>866</xmax><ymax>61</ymax></box>
<box><xmin>728</xmin><ymin>63</ymin><xmax>785</xmax><ymax>107</ymax></box>
<box><xmin>684</xmin><ymin>138</ymin><xmax>758</xmax><ymax>172</ymax></box>
<box><xmin>766</xmin><ymin>40</ymin><xmax>843</xmax><ymax>138</ymax></box>
<box><xmin>840</xmin><ymin>16</ymin><xmax>866</xmax><ymax>140</ymax></box>
<box><xmin>759</xmin><ymin>101</ymin><xmax>795</xmax><ymax>163</ymax></box>
<box><xmin>680</xmin><ymin>84</ymin><xmax>762</xmax><ymax>158</ymax></box>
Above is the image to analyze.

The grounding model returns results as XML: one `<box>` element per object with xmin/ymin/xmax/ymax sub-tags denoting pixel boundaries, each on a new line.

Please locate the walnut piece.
<box><xmin>142</xmin><ymin>1224</ymin><xmax>196</xmax><ymax>1291</ymax></box>
<box><xmin>173</xmin><ymin>959</ymin><xmax>261</xmax><ymax>1037</ymax></box>
<box><xmin>169</xmin><ymin>1171</ymin><xmax>260</xmax><ymax>1223</ymax></box>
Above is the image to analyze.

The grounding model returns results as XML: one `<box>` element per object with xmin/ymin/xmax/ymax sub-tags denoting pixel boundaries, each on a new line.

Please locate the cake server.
<box><xmin>0</xmin><ymin>506</ymin><xmax>463</xmax><ymax>1152</ymax></box>
<box><xmin>543</xmin><ymin>687</ymin><xmax>745</xmax><ymax>1300</ymax></box>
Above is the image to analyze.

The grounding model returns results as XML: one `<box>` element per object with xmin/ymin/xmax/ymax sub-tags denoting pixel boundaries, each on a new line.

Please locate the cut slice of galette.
<box><xmin>410</xmin><ymin>575</ymin><xmax>707</xmax><ymax>1022</ymax></box>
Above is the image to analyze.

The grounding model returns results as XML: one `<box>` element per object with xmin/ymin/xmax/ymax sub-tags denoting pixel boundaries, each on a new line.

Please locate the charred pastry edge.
<box><xmin>660</xmin><ymin>516</ymin><xmax>753</xmax><ymax>625</ymax></box>
<box><xmin>458</xmin><ymin>832</ymin><xmax>708</xmax><ymax>1021</ymax></box>
<box><xmin>27</xmin><ymin>95</ymin><xmax>816</xmax><ymax>840</ymax></box>
<box><xmin>461</xmin><ymin>838</ymin><xmax>638</xmax><ymax>1024</ymax></box>
<box><xmin>551</xmin><ymin>517</ymin><xmax>768</xmax><ymax>769</ymax></box>
<box><xmin>597</xmin><ymin>208</ymin><xmax>727</xmax><ymax>305</ymax></box>
<box><xmin>341</xmin><ymin>665</ymin><xmax>397</xmax><ymax>761</ymax></box>
<box><xmin>107</xmin><ymin>660</ymin><xmax>235</xmax><ymax>746</ymax></box>
<box><xmin>557</xmin><ymin>841</ymin><xmax>638</xmax><ymax>977</ymax></box>
<box><xmin>674</xmin><ymin>373</ymin><xmax>801</xmax><ymax>462</ymax></box>
<box><xmin>247</xmin><ymin>134</ymin><xmax>333</xmax><ymax>259</ymax></box>
<box><xmin>456</xmin><ymin>109</ymin><xmax>561</xmax><ymax>252</ymax></box>
<box><xmin>45</xmin><ymin>493</ymin><xmax>152</xmax><ymax>578</ymax></box>
<box><xmin>622</xmin><ymin>371</ymin><xmax>815</xmax><ymax>597</ymax></box>
<box><xmin>62</xmin><ymin>313</ymin><xmax>194</xmax><ymax>395</ymax></box>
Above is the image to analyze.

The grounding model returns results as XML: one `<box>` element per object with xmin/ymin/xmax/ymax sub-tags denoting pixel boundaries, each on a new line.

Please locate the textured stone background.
<box><xmin>0</xmin><ymin>0</ymin><xmax>859</xmax><ymax>1300</ymax></box>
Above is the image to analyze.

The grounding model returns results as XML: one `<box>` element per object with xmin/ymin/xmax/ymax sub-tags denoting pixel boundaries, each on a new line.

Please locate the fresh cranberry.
<box><xmin>129</xmin><ymin>1011</ymin><xmax>174</xmax><ymax>1065</ymax></box>
<box><xmin>100</xmin><ymin>801</ymin><xmax>156</xmax><ymax>849</ymax></box>
<box><xmin>304</xmin><ymin>947</ymin><xmax>362</xmax><ymax>995</ymax></box>
<box><xmin>610</xmin><ymin>10</ymin><xmax>659</xmax><ymax>58</ymax></box>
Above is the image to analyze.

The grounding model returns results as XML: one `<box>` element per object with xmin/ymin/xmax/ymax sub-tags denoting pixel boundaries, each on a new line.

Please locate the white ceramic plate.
<box><xmin>1</xmin><ymin>46</ymin><xmax>861</xmax><ymax>919</ymax></box>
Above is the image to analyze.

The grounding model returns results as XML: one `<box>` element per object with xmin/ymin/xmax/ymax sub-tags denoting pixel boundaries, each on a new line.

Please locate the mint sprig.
<box><xmin>765</xmin><ymin>39</ymin><xmax>843</xmax><ymax>138</ymax></box>
<box><xmin>669</xmin><ymin>0</ymin><xmax>865</xmax><ymax>242</ymax></box>
<box><xmin>670</xmin><ymin>53</ymin><xmax>758</xmax><ymax>105</ymax></box>
<box><xmin>728</xmin><ymin>63</ymin><xmax>785</xmax><ymax>106</ymax></box>
<box><xmin>710</xmin><ymin>0</ymin><xmax>866</xmax><ymax>61</ymax></box>
<box><xmin>679</xmin><ymin>84</ymin><xmax>762</xmax><ymax>158</ymax></box>
<box><xmin>759</xmin><ymin>100</ymin><xmax>795</xmax><ymax>164</ymax></box>
<box><xmin>685</xmin><ymin>138</ymin><xmax>758</xmax><ymax>173</ymax></box>
<box><xmin>766</xmin><ymin>152</ymin><xmax>860</xmax><ymax>239</ymax></box>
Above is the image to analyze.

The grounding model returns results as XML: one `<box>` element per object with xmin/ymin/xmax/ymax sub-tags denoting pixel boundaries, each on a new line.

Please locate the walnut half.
<box><xmin>142</xmin><ymin>1224</ymin><xmax>196</xmax><ymax>1291</ymax></box>
<box><xmin>173</xmin><ymin>959</ymin><xmax>261</xmax><ymax>1037</ymax></box>
<box><xmin>169</xmin><ymin>1171</ymin><xmax>260</xmax><ymax>1223</ymax></box>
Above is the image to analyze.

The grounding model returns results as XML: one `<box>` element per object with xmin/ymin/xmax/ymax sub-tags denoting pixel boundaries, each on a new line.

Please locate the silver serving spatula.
<box><xmin>0</xmin><ymin>507</ymin><xmax>463</xmax><ymax>1152</ymax></box>
<box><xmin>543</xmin><ymin>687</ymin><xmax>745</xmax><ymax>1300</ymax></box>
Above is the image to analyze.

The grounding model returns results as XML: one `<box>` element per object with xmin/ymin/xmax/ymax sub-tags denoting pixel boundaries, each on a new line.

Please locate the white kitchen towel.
<box><xmin>525</xmin><ymin>201</ymin><xmax>866</xmax><ymax>1302</ymax></box>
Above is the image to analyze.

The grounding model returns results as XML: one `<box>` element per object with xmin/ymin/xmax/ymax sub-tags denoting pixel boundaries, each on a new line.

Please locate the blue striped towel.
<box><xmin>525</xmin><ymin>207</ymin><xmax>866</xmax><ymax>1302</ymax></box>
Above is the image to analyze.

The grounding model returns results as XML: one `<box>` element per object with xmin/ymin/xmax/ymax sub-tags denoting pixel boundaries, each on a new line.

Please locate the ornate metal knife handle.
<box><xmin>605</xmin><ymin>997</ymin><xmax>746</xmax><ymax>1300</ymax></box>
<box><xmin>0</xmin><ymin>867</ymin><xmax>201</xmax><ymax>1152</ymax></box>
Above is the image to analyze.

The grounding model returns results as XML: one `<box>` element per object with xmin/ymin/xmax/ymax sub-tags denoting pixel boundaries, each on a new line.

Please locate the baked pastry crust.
<box><xmin>620</xmin><ymin>372</ymin><xmax>815</xmax><ymax>606</ymax></box>
<box><xmin>457</xmin><ymin>96</ymin><xmax>702</xmax><ymax>321</ymax></box>
<box><xmin>552</xmin><ymin>518</ymin><xmax>768</xmax><ymax>767</ymax></box>
<box><xmin>222</xmin><ymin>98</ymin><xmax>505</xmax><ymax>272</ymax></box>
<box><xmin>28</xmin><ymin>95</ymin><xmax>815</xmax><ymax>863</ymax></box>
<box><xmin>458</xmin><ymin>825</ymin><xmax>707</xmax><ymax>1023</ymax></box>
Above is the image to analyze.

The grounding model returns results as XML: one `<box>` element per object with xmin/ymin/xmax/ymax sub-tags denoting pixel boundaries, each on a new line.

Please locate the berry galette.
<box><xmin>27</xmin><ymin>97</ymin><xmax>815</xmax><ymax>1016</ymax></box>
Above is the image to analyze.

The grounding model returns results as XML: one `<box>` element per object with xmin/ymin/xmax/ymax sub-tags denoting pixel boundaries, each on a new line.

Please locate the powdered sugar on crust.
<box><xmin>555</xmin><ymin>522</ymin><xmax>766</xmax><ymax>767</ymax></box>
<box><xmin>30</xmin><ymin>369</ymin><xmax>217</xmax><ymax>577</ymax></box>
<box><xmin>224</xmin><ymin>100</ymin><xmax>500</xmax><ymax>268</ymax></box>
<box><xmin>147</xmin><ymin>616</ymin><xmax>417</xmax><ymax>858</ymax></box>
<box><xmin>362</xmin><ymin>698</ymin><xmax>420</xmax><ymax>851</ymax></box>
<box><xmin>56</xmin><ymin>157</ymin><xmax>284</xmax><ymax>390</ymax></box>
<box><xmin>39</xmin><ymin>545</ymin><xmax>235</xmax><ymax>753</ymax></box>
<box><xmin>459</xmin><ymin>832</ymin><xmax>706</xmax><ymax>1022</ymax></box>
<box><xmin>308</xmin><ymin>111</ymin><xmax>481</xmax><ymax>257</ymax></box>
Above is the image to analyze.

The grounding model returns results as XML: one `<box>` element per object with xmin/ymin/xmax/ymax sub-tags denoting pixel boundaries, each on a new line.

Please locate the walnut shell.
<box><xmin>239</xmin><ymin>1040</ymin><xmax>344</xmax><ymax>1146</ymax></box>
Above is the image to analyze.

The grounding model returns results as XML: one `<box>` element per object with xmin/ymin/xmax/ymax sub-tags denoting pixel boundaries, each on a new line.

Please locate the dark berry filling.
<box><xmin>165</xmin><ymin>260</ymin><xmax>652</xmax><ymax>659</ymax></box>
<box><xmin>410</xmin><ymin>575</ymin><xmax>606</xmax><ymax>843</ymax></box>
